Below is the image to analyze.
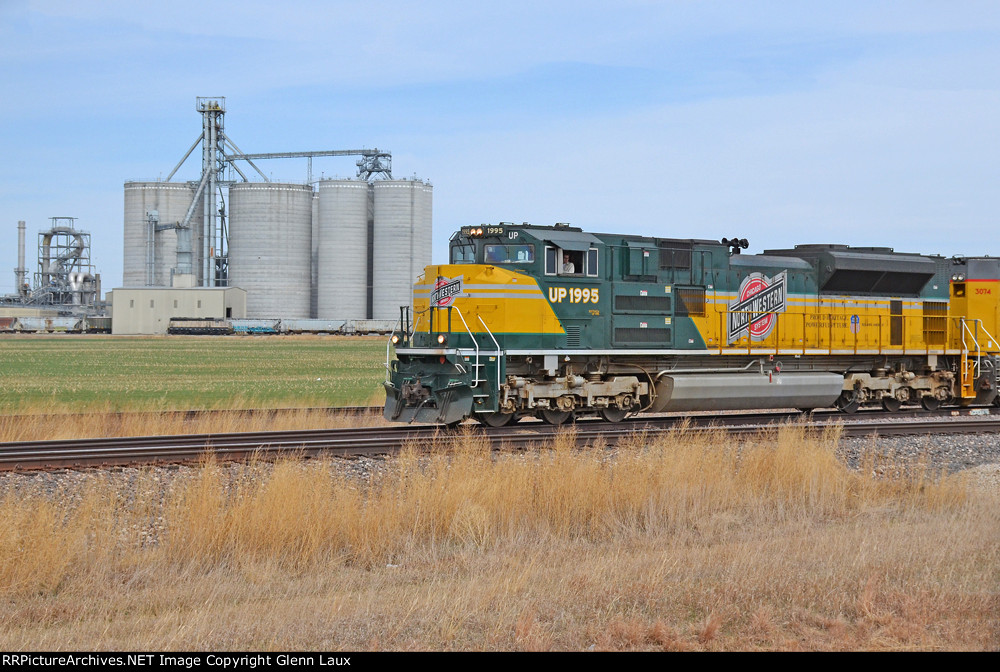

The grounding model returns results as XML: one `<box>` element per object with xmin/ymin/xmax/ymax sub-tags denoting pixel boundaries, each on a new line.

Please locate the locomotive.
<box><xmin>384</xmin><ymin>223</ymin><xmax>1000</xmax><ymax>426</ymax></box>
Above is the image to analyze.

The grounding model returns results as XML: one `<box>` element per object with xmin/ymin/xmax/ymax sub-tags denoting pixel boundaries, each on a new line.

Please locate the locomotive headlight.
<box><xmin>436</xmin><ymin>334</ymin><xmax>448</xmax><ymax>345</ymax></box>
<box><xmin>390</xmin><ymin>334</ymin><xmax>400</xmax><ymax>345</ymax></box>
<box><xmin>958</xmin><ymin>274</ymin><xmax>965</xmax><ymax>281</ymax></box>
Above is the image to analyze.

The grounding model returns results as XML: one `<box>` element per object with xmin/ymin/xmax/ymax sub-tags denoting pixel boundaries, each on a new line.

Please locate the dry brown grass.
<box><xmin>0</xmin><ymin>425</ymin><xmax>996</xmax><ymax>651</ymax></box>
<box><xmin>0</xmin><ymin>403</ymin><xmax>390</xmax><ymax>443</ymax></box>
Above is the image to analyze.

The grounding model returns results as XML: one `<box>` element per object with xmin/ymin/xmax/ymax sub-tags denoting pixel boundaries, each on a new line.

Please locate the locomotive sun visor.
<box><xmin>966</xmin><ymin>258</ymin><xmax>1000</xmax><ymax>280</ymax></box>
<box><xmin>542</xmin><ymin>231</ymin><xmax>602</xmax><ymax>252</ymax></box>
<box><xmin>819</xmin><ymin>250</ymin><xmax>936</xmax><ymax>295</ymax></box>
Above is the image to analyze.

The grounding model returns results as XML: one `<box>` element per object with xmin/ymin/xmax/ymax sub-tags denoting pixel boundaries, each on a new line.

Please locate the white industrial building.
<box><xmin>109</xmin><ymin>287</ymin><xmax>246</xmax><ymax>335</ymax></box>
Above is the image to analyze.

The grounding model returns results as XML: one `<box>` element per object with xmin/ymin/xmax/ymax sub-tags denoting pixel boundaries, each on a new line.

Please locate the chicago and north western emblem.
<box><xmin>727</xmin><ymin>271</ymin><xmax>787</xmax><ymax>344</ymax></box>
<box><xmin>430</xmin><ymin>275</ymin><xmax>464</xmax><ymax>307</ymax></box>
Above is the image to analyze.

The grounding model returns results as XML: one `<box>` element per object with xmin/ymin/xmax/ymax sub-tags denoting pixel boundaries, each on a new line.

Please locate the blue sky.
<box><xmin>1</xmin><ymin>1</ymin><xmax>999</xmax><ymax>293</ymax></box>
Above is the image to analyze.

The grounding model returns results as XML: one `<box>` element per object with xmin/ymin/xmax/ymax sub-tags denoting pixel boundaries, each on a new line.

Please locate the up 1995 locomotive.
<box><xmin>384</xmin><ymin>223</ymin><xmax>1000</xmax><ymax>426</ymax></box>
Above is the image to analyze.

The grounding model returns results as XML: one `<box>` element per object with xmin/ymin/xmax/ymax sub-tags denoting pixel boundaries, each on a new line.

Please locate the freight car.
<box><xmin>15</xmin><ymin>317</ymin><xmax>85</xmax><ymax>333</ymax></box>
<box><xmin>84</xmin><ymin>316</ymin><xmax>112</xmax><ymax>333</ymax></box>
<box><xmin>2</xmin><ymin>316</ymin><xmax>111</xmax><ymax>333</ymax></box>
<box><xmin>164</xmin><ymin>317</ymin><xmax>397</xmax><ymax>336</ymax></box>
<box><xmin>384</xmin><ymin>223</ymin><xmax>1000</xmax><ymax>426</ymax></box>
<box><xmin>167</xmin><ymin>317</ymin><xmax>234</xmax><ymax>335</ymax></box>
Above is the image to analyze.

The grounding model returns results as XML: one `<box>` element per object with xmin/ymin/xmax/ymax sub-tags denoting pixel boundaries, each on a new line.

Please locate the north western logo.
<box><xmin>430</xmin><ymin>275</ymin><xmax>464</xmax><ymax>307</ymax></box>
<box><xmin>727</xmin><ymin>271</ymin><xmax>787</xmax><ymax>344</ymax></box>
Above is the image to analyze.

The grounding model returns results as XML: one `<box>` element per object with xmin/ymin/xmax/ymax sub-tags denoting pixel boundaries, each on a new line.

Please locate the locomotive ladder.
<box><xmin>451</xmin><ymin>307</ymin><xmax>503</xmax><ymax>410</ymax></box>
<box><xmin>959</xmin><ymin>318</ymin><xmax>998</xmax><ymax>398</ymax></box>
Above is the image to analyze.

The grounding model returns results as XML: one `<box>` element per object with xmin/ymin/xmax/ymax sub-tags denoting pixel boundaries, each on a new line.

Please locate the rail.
<box><xmin>4</xmin><ymin>409</ymin><xmax>1000</xmax><ymax>472</ymax></box>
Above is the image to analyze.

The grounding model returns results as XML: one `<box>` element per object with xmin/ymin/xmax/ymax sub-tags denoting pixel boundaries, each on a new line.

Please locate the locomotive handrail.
<box><xmin>450</xmin><ymin>306</ymin><xmax>483</xmax><ymax>387</ymax></box>
<box><xmin>960</xmin><ymin>318</ymin><xmax>997</xmax><ymax>380</ymax></box>
<box><xmin>385</xmin><ymin>314</ymin><xmax>404</xmax><ymax>384</ymax></box>
<box><xmin>961</xmin><ymin>318</ymin><xmax>978</xmax><ymax>375</ymax></box>
<box><xmin>478</xmin><ymin>315</ymin><xmax>503</xmax><ymax>396</ymax></box>
<box><xmin>714</xmin><ymin>307</ymin><xmax>957</xmax><ymax>356</ymax></box>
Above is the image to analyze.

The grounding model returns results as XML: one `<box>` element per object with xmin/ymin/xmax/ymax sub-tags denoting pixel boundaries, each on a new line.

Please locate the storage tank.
<box><xmin>372</xmin><ymin>179</ymin><xmax>432</xmax><ymax>321</ymax></box>
<box><xmin>316</xmin><ymin>179</ymin><xmax>370</xmax><ymax>319</ymax></box>
<box><xmin>311</xmin><ymin>191</ymin><xmax>319</xmax><ymax>319</ymax></box>
<box><xmin>123</xmin><ymin>182</ymin><xmax>205</xmax><ymax>286</ymax></box>
<box><xmin>227</xmin><ymin>182</ymin><xmax>313</xmax><ymax>318</ymax></box>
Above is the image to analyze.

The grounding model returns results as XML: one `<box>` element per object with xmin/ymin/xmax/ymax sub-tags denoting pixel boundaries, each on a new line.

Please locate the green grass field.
<box><xmin>0</xmin><ymin>335</ymin><xmax>390</xmax><ymax>412</ymax></box>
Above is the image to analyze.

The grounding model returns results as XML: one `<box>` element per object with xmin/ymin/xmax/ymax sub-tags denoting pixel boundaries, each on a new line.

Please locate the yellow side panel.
<box><xmin>692</xmin><ymin>294</ymin><xmax>956</xmax><ymax>353</ymax></box>
<box><xmin>412</xmin><ymin>264</ymin><xmax>565</xmax><ymax>335</ymax></box>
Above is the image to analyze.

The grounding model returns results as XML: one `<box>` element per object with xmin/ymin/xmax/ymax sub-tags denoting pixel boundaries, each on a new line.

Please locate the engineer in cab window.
<box><xmin>562</xmin><ymin>253</ymin><xmax>575</xmax><ymax>274</ymax></box>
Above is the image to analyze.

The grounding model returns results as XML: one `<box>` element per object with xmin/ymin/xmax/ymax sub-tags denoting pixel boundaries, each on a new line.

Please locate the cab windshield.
<box><xmin>450</xmin><ymin>243</ymin><xmax>476</xmax><ymax>263</ymax></box>
<box><xmin>484</xmin><ymin>244</ymin><xmax>535</xmax><ymax>264</ymax></box>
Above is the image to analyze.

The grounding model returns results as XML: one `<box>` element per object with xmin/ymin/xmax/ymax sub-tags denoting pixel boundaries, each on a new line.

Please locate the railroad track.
<box><xmin>1</xmin><ymin>406</ymin><xmax>998</xmax><ymax>472</ymax></box>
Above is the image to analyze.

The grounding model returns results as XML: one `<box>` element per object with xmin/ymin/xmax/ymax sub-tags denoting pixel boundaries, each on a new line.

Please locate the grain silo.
<box><xmin>122</xmin><ymin>99</ymin><xmax>435</xmax><ymax>322</ymax></box>
<box><xmin>310</xmin><ymin>190</ymin><xmax>319</xmax><ymax>318</ymax></box>
<box><xmin>227</xmin><ymin>182</ymin><xmax>312</xmax><ymax>318</ymax></box>
<box><xmin>316</xmin><ymin>179</ymin><xmax>370</xmax><ymax>320</ymax></box>
<box><xmin>123</xmin><ymin>182</ymin><xmax>205</xmax><ymax>286</ymax></box>
<box><xmin>372</xmin><ymin>179</ymin><xmax>433</xmax><ymax>321</ymax></box>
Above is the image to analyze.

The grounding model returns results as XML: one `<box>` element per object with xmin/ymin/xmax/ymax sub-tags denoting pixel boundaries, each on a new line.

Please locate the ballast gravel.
<box><xmin>0</xmin><ymin>429</ymin><xmax>997</xmax><ymax>501</ymax></box>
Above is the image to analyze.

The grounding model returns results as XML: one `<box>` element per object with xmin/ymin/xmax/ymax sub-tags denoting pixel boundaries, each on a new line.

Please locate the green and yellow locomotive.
<box><xmin>384</xmin><ymin>223</ymin><xmax>1000</xmax><ymax>426</ymax></box>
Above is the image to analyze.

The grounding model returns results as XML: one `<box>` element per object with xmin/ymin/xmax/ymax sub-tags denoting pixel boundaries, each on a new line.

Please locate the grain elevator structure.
<box><xmin>122</xmin><ymin>97</ymin><xmax>432</xmax><ymax>321</ymax></box>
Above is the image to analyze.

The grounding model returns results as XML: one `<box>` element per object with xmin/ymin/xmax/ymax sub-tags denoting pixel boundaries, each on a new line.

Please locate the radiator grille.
<box><xmin>922</xmin><ymin>301</ymin><xmax>947</xmax><ymax>346</ymax></box>
<box><xmin>674</xmin><ymin>288</ymin><xmax>706</xmax><ymax>316</ymax></box>
<box><xmin>614</xmin><ymin>327</ymin><xmax>670</xmax><ymax>344</ymax></box>
<box><xmin>614</xmin><ymin>295</ymin><xmax>672</xmax><ymax>312</ymax></box>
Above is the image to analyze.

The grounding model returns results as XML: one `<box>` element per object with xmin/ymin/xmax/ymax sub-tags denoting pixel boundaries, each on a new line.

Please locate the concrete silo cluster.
<box><xmin>316</xmin><ymin>179</ymin><xmax>433</xmax><ymax>321</ymax></box>
<box><xmin>121</xmin><ymin>98</ymin><xmax>432</xmax><ymax>322</ymax></box>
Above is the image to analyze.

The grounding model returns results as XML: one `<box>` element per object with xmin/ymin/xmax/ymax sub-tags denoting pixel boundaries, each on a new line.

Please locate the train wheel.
<box><xmin>599</xmin><ymin>408</ymin><xmax>629</xmax><ymax>423</ymax></box>
<box><xmin>539</xmin><ymin>409</ymin><xmax>572</xmax><ymax>425</ymax></box>
<box><xmin>920</xmin><ymin>396</ymin><xmax>940</xmax><ymax>411</ymax></box>
<box><xmin>881</xmin><ymin>396</ymin><xmax>902</xmax><ymax>413</ymax></box>
<box><xmin>477</xmin><ymin>412</ymin><xmax>516</xmax><ymax>428</ymax></box>
<box><xmin>835</xmin><ymin>391</ymin><xmax>860</xmax><ymax>414</ymax></box>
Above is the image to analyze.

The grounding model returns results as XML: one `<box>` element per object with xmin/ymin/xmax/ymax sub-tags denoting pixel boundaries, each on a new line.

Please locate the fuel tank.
<box><xmin>648</xmin><ymin>372</ymin><xmax>844</xmax><ymax>413</ymax></box>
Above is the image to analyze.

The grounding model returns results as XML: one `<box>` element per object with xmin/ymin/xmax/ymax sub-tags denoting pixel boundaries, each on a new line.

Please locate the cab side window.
<box><xmin>545</xmin><ymin>246</ymin><xmax>558</xmax><ymax>275</ymax></box>
<box><xmin>586</xmin><ymin>248</ymin><xmax>598</xmax><ymax>277</ymax></box>
<box><xmin>561</xmin><ymin>251</ymin><xmax>582</xmax><ymax>275</ymax></box>
<box><xmin>545</xmin><ymin>245</ymin><xmax>598</xmax><ymax>276</ymax></box>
